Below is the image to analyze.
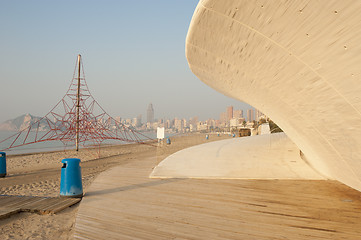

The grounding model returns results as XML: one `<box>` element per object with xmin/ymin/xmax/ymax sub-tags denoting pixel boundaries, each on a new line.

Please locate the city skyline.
<box><xmin>0</xmin><ymin>1</ymin><xmax>253</xmax><ymax>123</ymax></box>
<box><xmin>115</xmin><ymin>103</ymin><xmax>260</xmax><ymax>130</ymax></box>
<box><xmin>127</xmin><ymin>103</ymin><xmax>257</xmax><ymax>123</ymax></box>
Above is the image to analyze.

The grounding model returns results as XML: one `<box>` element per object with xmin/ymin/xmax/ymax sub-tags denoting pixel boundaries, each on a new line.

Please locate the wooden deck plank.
<box><xmin>0</xmin><ymin>195</ymin><xmax>82</xmax><ymax>218</ymax></box>
<box><xmin>0</xmin><ymin>195</ymin><xmax>31</xmax><ymax>207</ymax></box>
<box><xmin>24</xmin><ymin>198</ymin><xmax>52</xmax><ymax>212</ymax></box>
<box><xmin>18</xmin><ymin>197</ymin><xmax>48</xmax><ymax>211</ymax></box>
<box><xmin>35</xmin><ymin>198</ymin><xmax>62</xmax><ymax>211</ymax></box>
<box><xmin>45</xmin><ymin>198</ymin><xmax>81</xmax><ymax>214</ymax></box>
<box><xmin>0</xmin><ymin>208</ymin><xmax>21</xmax><ymax>220</ymax></box>
<box><xmin>73</xmin><ymin>156</ymin><xmax>361</xmax><ymax>239</ymax></box>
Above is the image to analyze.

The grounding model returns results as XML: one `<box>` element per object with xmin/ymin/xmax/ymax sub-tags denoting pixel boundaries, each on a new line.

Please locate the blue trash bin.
<box><xmin>60</xmin><ymin>158</ymin><xmax>83</xmax><ymax>198</ymax></box>
<box><xmin>0</xmin><ymin>152</ymin><xmax>6</xmax><ymax>178</ymax></box>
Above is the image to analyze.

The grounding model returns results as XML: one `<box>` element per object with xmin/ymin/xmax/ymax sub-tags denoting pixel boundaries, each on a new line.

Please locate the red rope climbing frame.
<box><xmin>0</xmin><ymin>55</ymin><xmax>155</xmax><ymax>152</ymax></box>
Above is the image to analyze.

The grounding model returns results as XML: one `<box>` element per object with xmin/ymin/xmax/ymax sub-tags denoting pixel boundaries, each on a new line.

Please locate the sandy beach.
<box><xmin>0</xmin><ymin>133</ymin><xmax>230</xmax><ymax>239</ymax></box>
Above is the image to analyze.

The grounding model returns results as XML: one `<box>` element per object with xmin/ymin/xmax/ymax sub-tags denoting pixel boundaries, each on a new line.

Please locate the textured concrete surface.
<box><xmin>186</xmin><ymin>0</ymin><xmax>361</xmax><ymax>191</ymax></box>
<box><xmin>151</xmin><ymin>133</ymin><xmax>324</xmax><ymax>180</ymax></box>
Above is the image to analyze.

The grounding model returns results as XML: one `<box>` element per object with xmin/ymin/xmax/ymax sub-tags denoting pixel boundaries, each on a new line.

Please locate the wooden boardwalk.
<box><xmin>73</xmin><ymin>155</ymin><xmax>361</xmax><ymax>239</ymax></box>
<box><xmin>0</xmin><ymin>195</ymin><xmax>81</xmax><ymax>218</ymax></box>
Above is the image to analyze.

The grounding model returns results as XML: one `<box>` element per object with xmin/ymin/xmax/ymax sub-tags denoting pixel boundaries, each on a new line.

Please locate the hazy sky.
<box><xmin>0</xmin><ymin>0</ymin><xmax>253</xmax><ymax>123</ymax></box>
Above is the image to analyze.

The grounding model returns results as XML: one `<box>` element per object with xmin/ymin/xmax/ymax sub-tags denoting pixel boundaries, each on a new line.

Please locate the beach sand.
<box><xmin>0</xmin><ymin>133</ymin><xmax>230</xmax><ymax>239</ymax></box>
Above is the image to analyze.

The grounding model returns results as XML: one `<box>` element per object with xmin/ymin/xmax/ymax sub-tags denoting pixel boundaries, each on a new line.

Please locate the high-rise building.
<box><xmin>107</xmin><ymin>117</ymin><xmax>112</xmax><ymax>126</ymax></box>
<box><xmin>132</xmin><ymin>117</ymin><xmax>138</xmax><ymax>127</ymax></box>
<box><xmin>165</xmin><ymin>119</ymin><xmax>171</xmax><ymax>129</ymax></box>
<box><xmin>247</xmin><ymin>109</ymin><xmax>254</xmax><ymax>122</ymax></box>
<box><xmin>174</xmin><ymin>118</ymin><xmax>183</xmax><ymax>132</ymax></box>
<box><xmin>136</xmin><ymin>114</ymin><xmax>142</xmax><ymax>127</ymax></box>
<box><xmin>147</xmin><ymin>103</ymin><xmax>154</xmax><ymax>123</ymax></box>
<box><xmin>190</xmin><ymin>116</ymin><xmax>198</xmax><ymax>126</ymax></box>
<box><xmin>115</xmin><ymin>116</ymin><xmax>121</xmax><ymax>123</ymax></box>
<box><xmin>255</xmin><ymin>109</ymin><xmax>263</xmax><ymax>121</ymax></box>
<box><xmin>182</xmin><ymin>118</ymin><xmax>188</xmax><ymax>128</ymax></box>
<box><xmin>219</xmin><ymin>112</ymin><xmax>227</xmax><ymax>124</ymax></box>
<box><xmin>220</xmin><ymin>112</ymin><xmax>227</xmax><ymax>125</ymax></box>
<box><xmin>233</xmin><ymin>110</ymin><xmax>243</xmax><ymax>119</ymax></box>
<box><xmin>226</xmin><ymin>106</ymin><xmax>233</xmax><ymax>121</ymax></box>
<box><xmin>207</xmin><ymin>119</ymin><xmax>216</xmax><ymax>128</ymax></box>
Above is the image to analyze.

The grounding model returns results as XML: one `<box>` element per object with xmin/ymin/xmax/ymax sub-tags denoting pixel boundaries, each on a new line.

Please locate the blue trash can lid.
<box><xmin>61</xmin><ymin>158</ymin><xmax>81</xmax><ymax>164</ymax></box>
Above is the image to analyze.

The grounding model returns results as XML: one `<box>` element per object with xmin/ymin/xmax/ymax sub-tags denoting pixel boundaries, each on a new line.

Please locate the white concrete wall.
<box><xmin>260</xmin><ymin>123</ymin><xmax>270</xmax><ymax>135</ymax></box>
<box><xmin>186</xmin><ymin>0</ymin><xmax>361</xmax><ymax>191</ymax></box>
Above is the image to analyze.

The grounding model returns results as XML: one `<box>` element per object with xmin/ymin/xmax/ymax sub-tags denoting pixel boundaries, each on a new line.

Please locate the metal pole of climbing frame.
<box><xmin>76</xmin><ymin>54</ymin><xmax>81</xmax><ymax>151</ymax></box>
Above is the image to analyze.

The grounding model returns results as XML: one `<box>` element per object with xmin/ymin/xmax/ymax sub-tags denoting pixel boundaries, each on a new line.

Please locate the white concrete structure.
<box><xmin>259</xmin><ymin>123</ymin><xmax>271</xmax><ymax>135</ymax></box>
<box><xmin>151</xmin><ymin>133</ymin><xmax>324</xmax><ymax>180</ymax></box>
<box><xmin>185</xmin><ymin>0</ymin><xmax>361</xmax><ymax>191</ymax></box>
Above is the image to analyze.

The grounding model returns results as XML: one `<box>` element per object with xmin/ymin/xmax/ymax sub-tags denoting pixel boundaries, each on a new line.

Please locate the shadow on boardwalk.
<box><xmin>85</xmin><ymin>178</ymin><xmax>183</xmax><ymax>197</ymax></box>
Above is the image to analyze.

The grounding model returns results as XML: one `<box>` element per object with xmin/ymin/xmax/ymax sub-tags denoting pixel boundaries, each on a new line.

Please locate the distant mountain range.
<box><xmin>0</xmin><ymin>114</ymin><xmax>49</xmax><ymax>131</ymax></box>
